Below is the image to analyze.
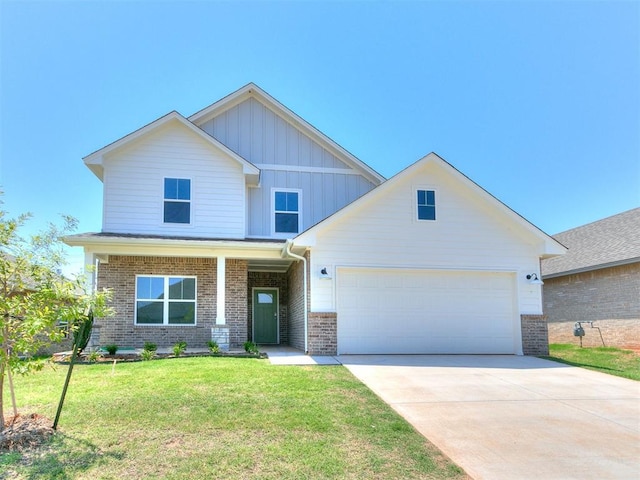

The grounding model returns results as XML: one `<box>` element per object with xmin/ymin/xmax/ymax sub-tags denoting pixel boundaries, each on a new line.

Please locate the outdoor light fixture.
<box><xmin>319</xmin><ymin>267</ymin><xmax>332</xmax><ymax>280</ymax></box>
<box><xmin>526</xmin><ymin>273</ymin><xmax>544</xmax><ymax>285</ymax></box>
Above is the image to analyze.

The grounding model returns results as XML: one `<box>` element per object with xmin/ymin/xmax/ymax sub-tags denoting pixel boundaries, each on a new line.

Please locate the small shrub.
<box><xmin>243</xmin><ymin>341</ymin><xmax>259</xmax><ymax>354</ymax></box>
<box><xmin>173</xmin><ymin>341</ymin><xmax>187</xmax><ymax>357</ymax></box>
<box><xmin>104</xmin><ymin>344</ymin><xmax>118</xmax><ymax>355</ymax></box>
<box><xmin>85</xmin><ymin>350</ymin><xmax>102</xmax><ymax>363</ymax></box>
<box><xmin>143</xmin><ymin>342</ymin><xmax>157</xmax><ymax>352</ymax></box>
<box><xmin>140</xmin><ymin>349</ymin><xmax>157</xmax><ymax>361</ymax></box>
<box><xmin>207</xmin><ymin>340</ymin><xmax>220</xmax><ymax>354</ymax></box>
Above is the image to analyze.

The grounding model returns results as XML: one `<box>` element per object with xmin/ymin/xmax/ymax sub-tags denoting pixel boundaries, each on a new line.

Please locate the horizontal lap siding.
<box><xmin>310</xmin><ymin>162</ymin><xmax>543</xmax><ymax>314</ymax></box>
<box><xmin>102</xmin><ymin>122</ymin><xmax>245</xmax><ymax>238</ymax></box>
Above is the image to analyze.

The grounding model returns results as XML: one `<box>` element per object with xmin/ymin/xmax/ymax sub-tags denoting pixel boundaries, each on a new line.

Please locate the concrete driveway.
<box><xmin>340</xmin><ymin>355</ymin><xmax>640</xmax><ymax>480</ymax></box>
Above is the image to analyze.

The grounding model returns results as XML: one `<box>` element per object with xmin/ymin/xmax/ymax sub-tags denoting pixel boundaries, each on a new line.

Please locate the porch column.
<box><xmin>216</xmin><ymin>256</ymin><xmax>226</xmax><ymax>325</ymax></box>
<box><xmin>84</xmin><ymin>252</ymin><xmax>97</xmax><ymax>293</ymax></box>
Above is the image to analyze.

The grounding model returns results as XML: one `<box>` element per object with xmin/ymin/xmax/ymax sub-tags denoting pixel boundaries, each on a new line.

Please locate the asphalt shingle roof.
<box><xmin>541</xmin><ymin>208</ymin><xmax>640</xmax><ymax>278</ymax></box>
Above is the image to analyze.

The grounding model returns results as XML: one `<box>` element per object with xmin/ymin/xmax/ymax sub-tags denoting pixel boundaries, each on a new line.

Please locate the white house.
<box><xmin>65</xmin><ymin>83</ymin><xmax>566</xmax><ymax>355</ymax></box>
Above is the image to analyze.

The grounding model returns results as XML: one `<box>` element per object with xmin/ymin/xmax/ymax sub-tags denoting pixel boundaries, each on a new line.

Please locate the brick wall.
<box><xmin>96</xmin><ymin>256</ymin><xmax>248</xmax><ymax>349</ymax></box>
<box><xmin>287</xmin><ymin>252</ymin><xmax>308</xmax><ymax>351</ymax></box>
<box><xmin>543</xmin><ymin>263</ymin><xmax>640</xmax><ymax>349</ymax></box>
<box><xmin>308</xmin><ymin>312</ymin><xmax>337</xmax><ymax>355</ymax></box>
<box><xmin>247</xmin><ymin>271</ymin><xmax>288</xmax><ymax>344</ymax></box>
<box><xmin>521</xmin><ymin>314</ymin><xmax>549</xmax><ymax>355</ymax></box>
<box><xmin>225</xmin><ymin>259</ymin><xmax>249</xmax><ymax>348</ymax></box>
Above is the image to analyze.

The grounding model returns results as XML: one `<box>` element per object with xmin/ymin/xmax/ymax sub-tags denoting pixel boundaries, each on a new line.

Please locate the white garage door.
<box><xmin>337</xmin><ymin>268</ymin><xmax>519</xmax><ymax>354</ymax></box>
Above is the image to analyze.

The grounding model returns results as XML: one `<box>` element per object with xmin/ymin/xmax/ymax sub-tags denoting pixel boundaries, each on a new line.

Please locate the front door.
<box><xmin>253</xmin><ymin>288</ymin><xmax>278</xmax><ymax>344</ymax></box>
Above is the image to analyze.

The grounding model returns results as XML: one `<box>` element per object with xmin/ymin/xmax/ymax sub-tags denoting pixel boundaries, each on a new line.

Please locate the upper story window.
<box><xmin>164</xmin><ymin>178</ymin><xmax>191</xmax><ymax>224</ymax></box>
<box><xmin>135</xmin><ymin>275</ymin><xmax>196</xmax><ymax>325</ymax></box>
<box><xmin>417</xmin><ymin>189</ymin><xmax>436</xmax><ymax>221</ymax></box>
<box><xmin>273</xmin><ymin>189</ymin><xmax>301</xmax><ymax>235</ymax></box>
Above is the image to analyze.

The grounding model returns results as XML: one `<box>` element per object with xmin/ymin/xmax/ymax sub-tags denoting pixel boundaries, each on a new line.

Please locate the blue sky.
<box><xmin>1</xmin><ymin>1</ymin><xmax>638</xmax><ymax>272</ymax></box>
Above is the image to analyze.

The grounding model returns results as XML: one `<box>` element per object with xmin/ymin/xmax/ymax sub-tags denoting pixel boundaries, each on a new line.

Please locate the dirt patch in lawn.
<box><xmin>0</xmin><ymin>413</ymin><xmax>54</xmax><ymax>452</ymax></box>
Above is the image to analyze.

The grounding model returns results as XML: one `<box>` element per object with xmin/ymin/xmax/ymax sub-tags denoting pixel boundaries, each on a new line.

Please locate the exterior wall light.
<box><xmin>319</xmin><ymin>267</ymin><xmax>332</xmax><ymax>280</ymax></box>
<box><xmin>526</xmin><ymin>273</ymin><xmax>544</xmax><ymax>285</ymax></box>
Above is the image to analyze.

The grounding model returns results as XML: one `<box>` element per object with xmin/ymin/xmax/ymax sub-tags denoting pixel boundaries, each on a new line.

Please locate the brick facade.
<box><xmin>95</xmin><ymin>256</ymin><xmax>249</xmax><ymax>349</ymax></box>
<box><xmin>521</xmin><ymin>314</ymin><xmax>549</xmax><ymax>356</ymax></box>
<box><xmin>247</xmin><ymin>271</ymin><xmax>289</xmax><ymax>344</ymax></box>
<box><xmin>286</xmin><ymin>253</ymin><xmax>307</xmax><ymax>351</ymax></box>
<box><xmin>543</xmin><ymin>263</ymin><xmax>640</xmax><ymax>350</ymax></box>
<box><xmin>307</xmin><ymin>312</ymin><xmax>337</xmax><ymax>355</ymax></box>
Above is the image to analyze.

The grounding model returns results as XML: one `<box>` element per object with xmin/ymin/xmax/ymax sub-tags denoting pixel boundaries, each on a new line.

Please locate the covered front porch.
<box><xmin>64</xmin><ymin>232</ymin><xmax>309</xmax><ymax>351</ymax></box>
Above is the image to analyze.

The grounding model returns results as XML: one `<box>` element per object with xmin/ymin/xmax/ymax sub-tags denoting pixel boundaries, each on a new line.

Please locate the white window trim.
<box><xmin>271</xmin><ymin>188</ymin><xmax>303</xmax><ymax>238</ymax></box>
<box><xmin>414</xmin><ymin>187</ymin><xmax>438</xmax><ymax>222</ymax></box>
<box><xmin>134</xmin><ymin>275</ymin><xmax>198</xmax><ymax>326</ymax></box>
<box><xmin>162</xmin><ymin>176</ymin><xmax>193</xmax><ymax>226</ymax></box>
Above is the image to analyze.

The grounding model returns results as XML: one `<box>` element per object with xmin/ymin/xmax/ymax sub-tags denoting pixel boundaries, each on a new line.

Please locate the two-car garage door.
<box><xmin>336</xmin><ymin>268</ymin><xmax>519</xmax><ymax>354</ymax></box>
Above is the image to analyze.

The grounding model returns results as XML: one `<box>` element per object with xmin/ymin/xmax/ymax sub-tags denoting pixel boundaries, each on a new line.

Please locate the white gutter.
<box><xmin>284</xmin><ymin>240</ymin><xmax>308</xmax><ymax>353</ymax></box>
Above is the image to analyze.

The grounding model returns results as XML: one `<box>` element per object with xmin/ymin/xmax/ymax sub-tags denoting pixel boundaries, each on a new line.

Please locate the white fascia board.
<box><xmin>82</xmin><ymin>111</ymin><xmax>260</xmax><ymax>185</ymax></box>
<box><xmin>189</xmin><ymin>83</ymin><xmax>385</xmax><ymax>186</ymax></box>
<box><xmin>63</xmin><ymin>235</ymin><xmax>285</xmax><ymax>260</ymax></box>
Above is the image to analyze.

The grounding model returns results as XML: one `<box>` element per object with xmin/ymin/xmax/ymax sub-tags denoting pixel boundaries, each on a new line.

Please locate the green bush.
<box><xmin>104</xmin><ymin>344</ymin><xmax>118</xmax><ymax>355</ymax></box>
<box><xmin>207</xmin><ymin>340</ymin><xmax>220</xmax><ymax>354</ymax></box>
<box><xmin>143</xmin><ymin>342</ymin><xmax>157</xmax><ymax>352</ymax></box>
<box><xmin>243</xmin><ymin>341</ymin><xmax>259</xmax><ymax>354</ymax></box>
<box><xmin>173</xmin><ymin>341</ymin><xmax>187</xmax><ymax>357</ymax></box>
<box><xmin>140</xmin><ymin>349</ymin><xmax>157</xmax><ymax>361</ymax></box>
<box><xmin>85</xmin><ymin>350</ymin><xmax>102</xmax><ymax>363</ymax></box>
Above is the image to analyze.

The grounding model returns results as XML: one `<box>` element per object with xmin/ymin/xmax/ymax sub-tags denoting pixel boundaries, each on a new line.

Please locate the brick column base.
<box><xmin>308</xmin><ymin>312</ymin><xmax>337</xmax><ymax>355</ymax></box>
<box><xmin>521</xmin><ymin>314</ymin><xmax>549</xmax><ymax>356</ymax></box>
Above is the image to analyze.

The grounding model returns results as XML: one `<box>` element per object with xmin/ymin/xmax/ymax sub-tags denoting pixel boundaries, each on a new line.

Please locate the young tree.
<box><xmin>0</xmin><ymin>204</ymin><xmax>112</xmax><ymax>431</ymax></box>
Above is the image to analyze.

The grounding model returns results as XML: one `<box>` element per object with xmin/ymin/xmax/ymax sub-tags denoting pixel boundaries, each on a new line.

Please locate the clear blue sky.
<box><xmin>1</xmin><ymin>1</ymin><xmax>638</xmax><ymax>272</ymax></box>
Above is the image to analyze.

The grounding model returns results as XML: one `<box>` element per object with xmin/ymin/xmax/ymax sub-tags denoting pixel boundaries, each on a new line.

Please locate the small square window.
<box><xmin>417</xmin><ymin>189</ymin><xmax>436</xmax><ymax>221</ymax></box>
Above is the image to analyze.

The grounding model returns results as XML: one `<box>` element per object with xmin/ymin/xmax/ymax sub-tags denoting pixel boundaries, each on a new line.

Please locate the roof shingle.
<box><xmin>541</xmin><ymin>208</ymin><xmax>640</xmax><ymax>278</ymax></box>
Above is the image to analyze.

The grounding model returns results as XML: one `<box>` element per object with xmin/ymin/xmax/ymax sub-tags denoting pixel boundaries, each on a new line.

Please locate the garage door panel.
<box><xmin>337</xmin><ymin>268</ymin><xmax>517</xmax><ymax>354</ymax></box>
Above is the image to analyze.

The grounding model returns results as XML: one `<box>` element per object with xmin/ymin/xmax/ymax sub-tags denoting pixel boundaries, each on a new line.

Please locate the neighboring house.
<box><xmin>64</xmin><ymin>83</ymin><xmax>565</xmax><ymax>355</ymax></box>
<box><xmin>542</xmin><ymin>208</ymin><xmax>640</xmax><ymax>349</ymax></box>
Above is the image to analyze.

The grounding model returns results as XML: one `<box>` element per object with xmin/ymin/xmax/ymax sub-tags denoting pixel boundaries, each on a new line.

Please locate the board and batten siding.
<box><xmin>102</xmin><ymin>121</ymin><xmax>246</xmax><ymax>238</ymax></box>
<box><xmin>308</xmin><ymin>162</ymin><xmax>545</xmax><ymax>315</ymax></box>
<box><xmin>199</xmin><ymin>97</ymin><xmax>377</xmax><ymax>236</ymax></box>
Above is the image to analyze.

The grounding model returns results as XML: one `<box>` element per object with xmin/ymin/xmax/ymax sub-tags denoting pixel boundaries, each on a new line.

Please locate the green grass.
<box><xmin>1</xmin><ymin>357</ymin><xmax>466</xmax><ymax>479</ymax></box>
<box><xmin>544</xmin><ymin>344</ymin><xmax>640</xmax><ymax>381</ymax></box>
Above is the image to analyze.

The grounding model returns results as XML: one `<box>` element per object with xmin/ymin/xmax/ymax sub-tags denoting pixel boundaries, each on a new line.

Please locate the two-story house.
<box><xmin>65</xmin><ymin>83</ymin><xmax>565</xmax><ymax>355</ymax></box>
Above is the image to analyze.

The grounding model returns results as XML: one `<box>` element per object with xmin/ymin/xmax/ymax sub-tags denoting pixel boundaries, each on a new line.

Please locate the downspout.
<box><xmin>284</xmin><ymin>240</ymin><xmax>308</xmax><ymax>353</ymax></box>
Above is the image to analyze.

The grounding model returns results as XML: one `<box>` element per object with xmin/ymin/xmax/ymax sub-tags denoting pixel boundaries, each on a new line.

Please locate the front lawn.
<box><xmin>1</xmin><ymin>357</ymin><xmax>466</xmax><ymax>479</ymax></box>
<box><xmin>544</xmin><ymin>344</ymin><xmax>640</xmax><ymax>381</ymax></box>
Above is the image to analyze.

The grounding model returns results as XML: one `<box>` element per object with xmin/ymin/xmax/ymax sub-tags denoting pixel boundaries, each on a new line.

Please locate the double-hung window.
<box><xmin>164</xmin><ymin>178</ymin><xmax>191</xmax><ymax>224</ymax></box>
<box><xmin>417</xmin><ymin>189</ymin><xmax>436</xmax><ymax>221</ymax></box>
<box><xmin>135</xmin><ymin>276</ymin><xmax>196</xmax><ymax>325</ymax></box>
<box><xmin>273</xmin><ymin>189</ymin><xmax>301</xmax><ymax>234</ymax></box>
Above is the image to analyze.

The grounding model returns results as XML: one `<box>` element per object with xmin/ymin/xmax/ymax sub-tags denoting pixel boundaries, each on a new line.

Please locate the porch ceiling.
<box><xmin>248</xmin><ymin>258</ymin><xmax>294</xmax><ymax>273</ymax></box>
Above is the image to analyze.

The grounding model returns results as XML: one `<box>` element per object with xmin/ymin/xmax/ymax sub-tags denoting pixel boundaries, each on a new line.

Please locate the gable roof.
<box><xmin>188</xmin><ymin>83</ymin><xmax>385</xmax><ymax>186</ymax></box>
<box><xmin>83</xmin><ymin>111</ymin><xmax>260</xmax><ymax>185</ymax></box>
<box><xmin>292</xmin><ymin>152</ymin><xmax>566</xmax><ymax>258</ymax></box>
<box><xmin>541</xmin><ymin>207</ymin><xmax>640</xmax><ymax>278</ymax></box>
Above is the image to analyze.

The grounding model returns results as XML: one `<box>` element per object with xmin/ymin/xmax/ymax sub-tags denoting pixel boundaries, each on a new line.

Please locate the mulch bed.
<box><xmin>0</xmin><ymin>413</ymin><xmax>54</xmax><ymax>452</ymax></box>
<box><xmin>51</xmin><ymin>351</ymin><xmax>266</xmax><ymax>364</ymax></box>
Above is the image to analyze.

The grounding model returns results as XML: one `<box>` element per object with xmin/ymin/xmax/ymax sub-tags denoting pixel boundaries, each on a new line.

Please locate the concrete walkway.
<box><xmin>261</xmin><ymin>346</ymin><xmax>341</xmax><ymax>365</ymax></box>
<box><xmin>340</xmin><ymin>355</ymin><xmax>640</xmax><ymax>480</ymax></box>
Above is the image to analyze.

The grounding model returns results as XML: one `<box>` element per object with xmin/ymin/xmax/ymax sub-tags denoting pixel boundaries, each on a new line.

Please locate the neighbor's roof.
<box><xmin>541</xmin><ymin>207</ymin><xmax>640</xmax><ymax>278</ymax></box>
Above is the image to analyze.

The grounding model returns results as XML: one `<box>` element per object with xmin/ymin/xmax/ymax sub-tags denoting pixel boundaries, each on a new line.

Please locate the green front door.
<box><xmin>253</xmin><ymin>289</ymin><xmax>278</xmax><ymax>344</ymax></box>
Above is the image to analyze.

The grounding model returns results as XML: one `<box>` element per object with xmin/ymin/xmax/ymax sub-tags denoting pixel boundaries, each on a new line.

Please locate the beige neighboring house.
<box><xmin>542</xmin><ymin>208</ymin><xmax>640</xmax><ymax>349</ymax></box>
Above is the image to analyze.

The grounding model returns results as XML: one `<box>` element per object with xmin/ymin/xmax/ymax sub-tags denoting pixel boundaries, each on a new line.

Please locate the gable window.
<box><xmin>135</xmin><ymin>276</ymin><xmax>196</xmax><ymax>325</ymax></box>
<box><xmin>417</xmin><ymin>189</ymin><xmax>436</xmax><ymax>221</ymax></box>
<box><xmin>164</xmin><ymin>178</ymin><xmax>191</xmax><ymax>224</ymax></box>
<box><xmin>273</xmin><ymin>189</ymin><xmax>301</xmax><ymax>234</ymax></box>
